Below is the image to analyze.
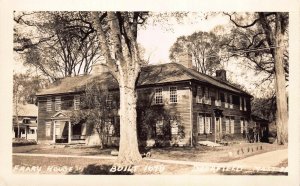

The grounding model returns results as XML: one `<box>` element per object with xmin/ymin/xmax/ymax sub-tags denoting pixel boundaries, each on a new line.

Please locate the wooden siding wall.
<box><xmin>192</xmin><ymin>82</ymin><xmax>251</xmax><ymax>142</ymax></box>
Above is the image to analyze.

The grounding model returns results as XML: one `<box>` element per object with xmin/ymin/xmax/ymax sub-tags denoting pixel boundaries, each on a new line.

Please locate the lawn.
<box><xmin>12</xmin><ymin>143</ymin><xmax>288</xmax><ymax>175</ymax></box>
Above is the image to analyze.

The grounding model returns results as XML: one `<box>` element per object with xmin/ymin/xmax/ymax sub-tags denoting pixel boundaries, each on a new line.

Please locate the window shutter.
<box><xmin>197</xmin><ymin>86</ymin><xmax>203</xmax><ymax>103</ymax></box>
<box><xmin>225</xmin><ymin>117</ymin><xmax>229</xmax><ymax>134</ymax></box>
<box><xmin>230</xmin><ymin>117</ymin><xmax>235</xmax><ymax>134</ymax></box>
<box><xmin>156</xmin><ymin>119</ymin><xmax>163</xmax><ymax>135</ymax></box>
<box><xmin>240</xmin><ymin>119</ymin><xmax>244</xmax><ymax>133</ymax></box>
<box><xmin>240</xmin><ymin>97</ymin><xmax>243</xmax><ymax>110</ymax></box>
<box><xmin>244</xmin><ymin>98</ymin><xmax>247</xmax><ymax>111</ymax></box>
<box><xmin>245</xmin><ymin>120</ymin><xmax>248</xmax><ymax>133</ymax></box>
<box><xmin>205</xmin><ymin>116</ymin><xmax>211</xmax><ymax>133</ymax></box>
<box><xmin>74</xmin><ymin>95</ymin><xmax>80</xmax><ymax>110</ymax></box>
<box><xmin>55</xmin><ymin>96</ymin><xmax>61</xmax><ymax>111</ymax></box>
<box><xmin>170</xmin><ymin>120</ymin><xmax>178</xmax><ymax>135</ymax></box>
<box><xmin>45</xmin><ymin>122</ymin><xmax>51</xmax><ymax>136</ymax></box>
<box><xmin>46</xmin><ymin>98</ymin><xmax>52</xmax><ymax>111</ymax></box>
<box><xmin>224</xmin><ymin>93</ymin><xmax>228</xmax><ymax>108</ymax></box>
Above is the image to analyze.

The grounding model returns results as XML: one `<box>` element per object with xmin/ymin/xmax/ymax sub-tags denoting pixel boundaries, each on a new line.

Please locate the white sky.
<box><xmin>137</xmin><ymin>14</ymin><xmax>229</xmax><ymax>64</ymax></box>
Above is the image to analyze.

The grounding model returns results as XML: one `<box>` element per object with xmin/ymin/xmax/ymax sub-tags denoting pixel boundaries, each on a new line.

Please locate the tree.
<box><xmin>91</xmin><ymin>12</ymin><xmax>149</xmax><ymax>164</ymax></box>
<box><xmin>169</xmin><ymin>31</ymin><xmax>223</xmax><ymax>75</ymax></box>
<box><xmin>224</xmin><ymin>12</ymin><xmax>288</xmax><ymax>144</ymax></box>
<box><xmin>14</xmin><ymin>12</ymin><xmax>100</xmax><ymax>81</ymax></box>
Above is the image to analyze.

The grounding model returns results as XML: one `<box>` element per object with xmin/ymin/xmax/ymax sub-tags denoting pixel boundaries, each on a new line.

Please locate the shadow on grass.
<box><xmin>67</xmin><ymin>164</ymin><xmax>134</xmax><ymax>175</ymax></box>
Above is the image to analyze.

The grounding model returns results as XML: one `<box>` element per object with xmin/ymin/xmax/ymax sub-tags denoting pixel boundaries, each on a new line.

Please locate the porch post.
<box><xmin>214</xmin><ymin>117</ymin><xmax>217</xmax><ymax>143</ymax></box>
<box><xmin>52</xmin><ymin>121</ymin><xmax>56</xmax><ymax>143</ymax></box>
<box><xmin>68</xmin><ymin>121</ymin><xmax>71</xmax><ymax>144</ymax></box>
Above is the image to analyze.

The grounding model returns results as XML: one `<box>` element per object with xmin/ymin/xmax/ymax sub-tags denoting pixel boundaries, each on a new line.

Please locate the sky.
<box><xmin>137</xmin><ymin>13</ymin><xmax>229</xmax><ymax>64</ymax></box>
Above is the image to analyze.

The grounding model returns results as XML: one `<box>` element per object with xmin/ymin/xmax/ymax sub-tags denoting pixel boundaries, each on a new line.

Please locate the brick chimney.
<box><xmin>215</xmin><ymin>70</ymin><xmax>227</xmax><ymax>81</ymax></box>
<box><xmin>91</xmin><ymin>56</ymin><xmax>109</xmax><ymax>75</ymax></box>
<box><xmin>176</xmin><ymin>52</ymin><xmax>193</xmax><ymax>69</ymax></box>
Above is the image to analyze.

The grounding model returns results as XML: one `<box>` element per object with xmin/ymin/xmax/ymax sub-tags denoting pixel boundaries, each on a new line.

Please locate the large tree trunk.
<box><xmin>274</xmin><ymin>28</ymin><xmax>288</xmax><ymax>145</ymax></box>
<box><xmin>117</xmin><ymin>75</ymin><xmax>142</xmax><ymax>164</ymax></box>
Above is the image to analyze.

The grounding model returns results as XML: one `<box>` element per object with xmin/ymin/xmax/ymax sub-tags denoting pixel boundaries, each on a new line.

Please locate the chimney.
<box><xmin>215</xmin><ymin>70</ymin><xmax>227</xmax><ymax>81</ymax></box>
<box><xmin>91</xmin><ymin>56</ymin><xmax>109</xmax><ymax>75</ymax></box>
<box><xmin>176</xmin><ymin>52</ymin><xmax>194</xmax><ymax>69</ymax></box>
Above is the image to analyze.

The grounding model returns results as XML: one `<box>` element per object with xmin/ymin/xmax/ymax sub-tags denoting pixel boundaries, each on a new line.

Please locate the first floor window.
<box><xmin>240</xmin><ymin>118</ymin><xmax>248</xmax><ymax>133</ymax></box>
<box><xmin>169</xmin><ymin>86</ymin><xmax>177</xmax><ymax>103</ymax></box>
<box><xmin>198</xmin><ymin>114</ymin><xmax>212</xmax><ymax>134</ymax></box>
<box><xmin>230</xmin><ymin>117</ymin><xmax>235</xmax><ymax>134</ymax></box>
<box><xmin>106</xmin><ymin>94</ymin><xmax>113</xmax><ymax>108</ymax></box>
<box><xmin>105</xmin><ymin>118</ymin><xmax>114</xmax><ymax>136</ymax></box>
<box><xmin>46</xmin><ymin>122</ymin><xmax>51</xmax><ymax>136</ymax></box>
<box><xmin>155</xmin><ymin>88</ymin><xmax>163</xmax><ymax>104</ymax></box>
<box><xmin>170</xmin><ymin>119</ymin><xmax>179</xmax><ymax>135</ymax></box>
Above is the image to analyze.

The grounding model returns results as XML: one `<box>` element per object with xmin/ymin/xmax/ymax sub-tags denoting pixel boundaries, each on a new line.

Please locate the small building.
<box><xmin>13</xmin><ymin>104</ymin><xmax>38</xmax><ymax>141</ymax></box>
<box><xmin>36</xmin><ymin>54</ymin><xmax>252</xmax><ymax>146</ymax></box>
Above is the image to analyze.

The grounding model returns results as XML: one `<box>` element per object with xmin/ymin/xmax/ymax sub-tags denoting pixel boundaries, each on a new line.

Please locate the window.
<box><xmin>169</xmin><ymin>86</ymin><xmax>177</xmax><ymax>103</ymax></box>
<box><xmin>156</xmin><ymin>119</ymin><xmax>164</xmax><ymax>135</ymax></box>
<box><xmin>215</xmin><ymin>91</ymin><xmax>221</xmax><ymax>106</ymax></box>
<box><xmin>229</xmin><ymin>95</ymin><xmax>233</xmax><ymax>109</ymax></box>
<box><xmin>197</xmin><ymin>114</ymin><xmax>212</xmax><ymax>134</ymax></box>
<box><xmin>196</xmin><ymin>86</ymin><xmax>203</xmax><ymax>103</ymax></box>
<box><xmin>105</xmin><ymin>118</ymin><xmax>114</xmax><ymax>136</ymax></box>
<box><xmin>74</xmin><ymin>95</ymin><xmax>80</xmax><ymax>110</ymax></box>
<box><xmin>23</xmin><ymin>118</ymin><xmax>30</xmax><ymax>124</ymax></box>
<box><xmin>225</xmin><ymin>117</ymin><xmax>230</xmax><ymax>134</ymax></box>
<box><xmin>230</xmin><ymin>117</ymin><xmax>235</xmax><ymax>134</ymax></box>
<box><xmin>46</xmin><ymin>122</ymin><xmax>51</xmax><ymax>136</ymax></box>
<box><xmin>46</xmin><ymin>97</ymin><xmax>52</xmax><ymax>111</ymax></box>
<box><xmin>106</xmin><ymin>94</ymin><xmax>113</xmax><ymax>108</ymax></box>
<box><xmin>243</xmin><ymin>98</ymin><xmax>247</xmax><ymax>111</ymax></box>
<box><xmin>170</xmin><ymin>120</ymin><xmax>179</xmax><ymax>135</ymax></box>
<box><xmin>55</xmin><ymin>96</ymin><xmax>61</xmax><ymax>111</ymax></box>
<box><xmin>240</xmin><ymin>118</ymin><xmax>248</xmax><ymax>133</ymax></box>
<box><xmin>239</xmin><ymin>97</ymin><xmax>243</xmax><ymax>110</ymax></box>
<box><xmin>224</xmin><ymin>93</ymin><xmax>228</xmax><ymax>108</ymax></box>
<box><xmin>204</xmin><ymin>87</ymin><xmax>211</xmax><ymax>105</ymax></box>
<box><xmin>155</xmin><ymin>88</ymin><xmax>163</xmax><ymax>104</ymax></box>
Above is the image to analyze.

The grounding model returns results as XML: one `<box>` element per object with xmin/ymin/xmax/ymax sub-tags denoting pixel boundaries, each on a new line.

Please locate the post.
<box><xmin>214</xmin><ymin>117</ymin><xmax>217</xmax><ymax>143</ymax></box>
<box><xmin>68</xmin><ymin>121</ymin><xmax>71</xmax><ymax>144</ymax></box>
<box><xmin>52</xmin><ymin>121</ymin><xmax>56</xmax><ymax>143</ymax></box>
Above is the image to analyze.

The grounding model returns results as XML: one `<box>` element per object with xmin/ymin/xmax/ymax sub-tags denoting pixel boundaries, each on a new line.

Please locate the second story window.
<box><xmin>196</xmin><ymin>86</ymin><xmax>203</xmax><ymax>103</ymax></box>
<box><xmin>55</xmin><ymin>96</ymin><xmax>61</xmax><ymax>111</ymax></box>
<box><xmin>155</xmin><ymin>88</ymin><xmax>163</xmax><ymax>104</ymax></box>
<box><xmin>74</xmin><ymin>95</ymin><xmax>80</xmax><ymax>110</ymax></box>
<box><xmin>46</xmin><ymin>97</ymin><xmax>52</xmax><ymax>112</ymax></box>
<box><xmin>243</xmin><ymin>98</ymin><xmax>247</xmax><ymax>111</ymax></box>
<box><xmin>204</xmin><ymin>87</ymin><xmax>211</xmax><ymax>105</ymax></box>
<box><xmin>240</xmin><ymin>97</ymin><xmax>243</xmax><ymax>110</ymax></box>
<box><xmin>229</xmin><ymin>95</ymin><xmax>233</xmax><ymax>109</ymax></box>
<box><xmin>224</xmin><ymin>93</ymin><xmax>228</xmax><ymax>108</ymax></box>
<box><xmin>169</xmin><ymin>86</ymin><xmax>177</xmax><ymax>103</ymax></box>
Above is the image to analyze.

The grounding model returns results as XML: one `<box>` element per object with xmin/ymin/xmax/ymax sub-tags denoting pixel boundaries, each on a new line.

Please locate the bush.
<box><xmin>12</xmin><ymin>138</ymin><xmax>37</xmax><ymax>147</ymax></box>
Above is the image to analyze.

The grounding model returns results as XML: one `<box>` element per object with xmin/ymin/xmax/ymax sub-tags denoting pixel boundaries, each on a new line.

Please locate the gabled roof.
<box><xmin>13</xmin><ymin>104</ymin><xmax>38</xmax><ymax>117</ymax></box>
<box><xmin>36</xmin><ymin>63</ymin><xmax>251</xmax><ymax>97</ymax></box>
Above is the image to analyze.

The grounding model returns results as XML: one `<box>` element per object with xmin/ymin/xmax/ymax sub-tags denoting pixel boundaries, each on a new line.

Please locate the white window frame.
<box><xmin>169</xmin><ymin>86</ymin><xmax>178</xmax><ymax>103</ymax></box>
<box><xmin>74</xmin><ymin>95</ymin><xmax>80</xmax><ymax>110</ymax></box>
<box><xmin>55</xmin><ymin>96</ymin><xmax>61</xmax><ymax>111</ymax></box>
<box><xmin>46</xmin><ymin>97</ymin><xmax>52</xmax><ymax>112</ymax></box>
<box><xmin>198</xmin><ymin>114</ymin><xmax>212</xmax><ymax>134</ymax></box>
<box><xmin>46</xmin><ymin>122</ymin><xmax>51</xmax><ymax>137</ymax></box>
<box><xmin>155</xmin><ymin>88</ymin><xmax>163</xmax><ymax>104</ymax></box>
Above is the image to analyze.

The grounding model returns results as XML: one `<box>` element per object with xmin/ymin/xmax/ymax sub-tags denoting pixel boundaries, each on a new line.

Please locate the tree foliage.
<box><xmin>169</xmin><ymin>31</ymin><xmax>223</xmax><ymax>75</ymax></box>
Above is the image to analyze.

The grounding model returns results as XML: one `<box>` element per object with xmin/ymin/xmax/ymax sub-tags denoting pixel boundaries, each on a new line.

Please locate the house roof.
<box><xmin>36</xmin><ymin>63</ymin><xmax>251</xmax><ymax>97</ymax></box>
<box><xmin>13</xmin><ymin>104</ymin><xmax>38</xmax><ymax>117</ymax></box>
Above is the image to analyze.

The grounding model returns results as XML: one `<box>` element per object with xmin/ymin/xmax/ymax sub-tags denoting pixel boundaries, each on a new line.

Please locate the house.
<box><xmin>13</xmin><ymin>104</ymin><xmax>38</xmax><ymax>141</ymax></box>
<box><xmin>35</xmin><ymin>53</ymin><xmax>252</xmax><ymax>146</ymax></box>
